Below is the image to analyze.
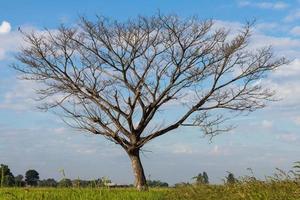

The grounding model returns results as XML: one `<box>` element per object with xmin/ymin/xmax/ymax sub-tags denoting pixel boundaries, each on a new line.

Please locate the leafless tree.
<box><xmin>13</xmin><ymin>14</ymin><xmax>286</xmax><ymax>190</ymax></box>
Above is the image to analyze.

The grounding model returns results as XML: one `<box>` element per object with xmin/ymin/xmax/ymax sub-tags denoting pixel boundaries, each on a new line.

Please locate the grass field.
<box><xmin>0</xmin><ymin>181</ymin><xmax>299</xmax><ymax>200</ymax></box>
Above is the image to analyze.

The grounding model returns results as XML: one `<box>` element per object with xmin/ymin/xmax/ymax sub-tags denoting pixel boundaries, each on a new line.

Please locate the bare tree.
<box><xmin>13</xmin><ymin>14</ymin><xmax>286</xmax><ymax>190</ymax></box>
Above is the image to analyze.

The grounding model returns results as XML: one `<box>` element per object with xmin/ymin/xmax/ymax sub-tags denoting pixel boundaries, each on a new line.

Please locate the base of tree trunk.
<box><xmin>129</xmin><ymin>150</ymin><xmax>148</xmax><ymax>191</ymax></box>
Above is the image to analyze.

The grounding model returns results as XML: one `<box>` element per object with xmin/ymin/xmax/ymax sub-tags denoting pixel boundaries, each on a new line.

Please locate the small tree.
<box><xmin>39</xmin><ymin>178</ymin><xmax>58</xmax><ymax>187</ymax></box>
<box><xmin>147</xmin><ymin>179</ymin><xmax>169</xmax><ymax>187</ymax></box>
<box><xmin>193</xmin><ymin>173</ymin><xmax>204</xmax><ymax>184</ymax></box>
<box><xmin>58</xmin><ymin>178</ymin><xmax>72</xmax><ymax>187</ymax></box>
<box><xmin>0</xmin><ymin>164</ymin><xmax>15</xmax><ymax>187</ymax></box>
<box><xmin>226</xmin><ymin>172</ymin><xmax>236</xmax><ymax>184</ymax></box>
<box><xmin>14</xmin><ymin>14</ymin><xmax>286</xmax><ymax>190</ymax></box>
<box><xmin>193</xmin><ymin>171</ymin><xmax>209</xmax><ymax>184</ymax></box>
<box><xmin>15</xmin><ymin>175</ymin><xmax>26</xmax><ymax>187</ymax></box>
<box><xmin>101</xmin><ymin>176</ymin><xmax>112</xmax><ymax>187</ymax></box>
<box><xmin>203</xmin><ymin>172</ymin><xmax>209</xmax><ymax>184</ymax></box>
<box><xmin>25</xmin><ymin>169</ymin><xmax>39</xmax><ymax>186</ymax></box>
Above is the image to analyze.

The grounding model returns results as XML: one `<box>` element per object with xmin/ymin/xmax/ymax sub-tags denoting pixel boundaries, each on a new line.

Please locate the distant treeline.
<box><xmin>2</xmin><ymin>162</ymin><xmax>300</xmax><ymax>188</ymax></box>
<box><xmin>0</xmin><ymin>164</ymin><xmax>106</xmax><ymax>188</ymax></box>
<box><xmin>0</xmin><ymin>164</ymin><xmax>169</xmax><ymax>188</ymax></box>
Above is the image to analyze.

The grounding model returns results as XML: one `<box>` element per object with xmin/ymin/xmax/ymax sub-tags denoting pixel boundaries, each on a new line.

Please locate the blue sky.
<box><xmin>1</xmin><ymin>0</ymin><xmax>300</xmax><ymax>185</ymax></box>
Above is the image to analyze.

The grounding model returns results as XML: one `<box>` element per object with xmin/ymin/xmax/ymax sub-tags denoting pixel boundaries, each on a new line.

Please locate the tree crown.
<box><xmin>14</xmin><ymin>14</ymin><xmax>286</xmax><ymax>153</ymax></box>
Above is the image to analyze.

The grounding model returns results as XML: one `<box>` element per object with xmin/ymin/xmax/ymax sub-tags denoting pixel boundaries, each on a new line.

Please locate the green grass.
<box><xmin>0</xmin><ymin>181</ymin><xmax>300</xmax><ymax>200</ymax></box>
<box><xmin>0</xmin><ymin>188</ymin><xmax>168</xmax><ymax>200</ymax></box>
<box><xmin>167</xmin><ymin>181</ymin><xmax>300</xmax><ymax>200</ymax></box>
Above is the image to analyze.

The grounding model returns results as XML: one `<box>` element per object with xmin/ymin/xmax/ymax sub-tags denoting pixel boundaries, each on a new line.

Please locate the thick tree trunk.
<box><xmin>128</xmin><ymin>150</ymin><xmax>148</xmax><ymax>191</ymax></box>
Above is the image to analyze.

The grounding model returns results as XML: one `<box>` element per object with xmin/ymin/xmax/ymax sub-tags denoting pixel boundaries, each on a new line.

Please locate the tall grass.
<box><xmin>0</xmin><ymin>181</ymin><xmax>299</xmax><ymax>200</ymax></box>
<box><xmin>167</xmin><ymin>181</ymin><xmax>300</xmax><ymax>200</ymax></box>
<box><xmin>1</xmin><ymin>163</ymin><xmax>300</xmax><ymax>200</ymax></box>
<box><xmin>0</xmin><ymin>188</ymin><xmax>168</xmax><ymax>200</ymax></box>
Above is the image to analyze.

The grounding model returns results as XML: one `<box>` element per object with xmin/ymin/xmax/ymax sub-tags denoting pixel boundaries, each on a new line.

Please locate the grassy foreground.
<box><xmin>0</xmin><ymin>181</ymin><xmax>299</xmax><ymax>200</ymax></box>
<box><xmin>168</xmin><ymin>181</ymin><xmax>300</xmax><ymax>200</ymax></box>
<box><xmin>0</xmin><ymin>188</ymin><xmax>167</xmax><ymax>200</ymax></box>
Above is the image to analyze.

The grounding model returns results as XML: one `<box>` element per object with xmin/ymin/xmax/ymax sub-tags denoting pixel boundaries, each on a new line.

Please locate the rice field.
<box><xmin>0</xmin><ymin>181</ymin><xmax>299</xmax><ymax>200</ymax></box>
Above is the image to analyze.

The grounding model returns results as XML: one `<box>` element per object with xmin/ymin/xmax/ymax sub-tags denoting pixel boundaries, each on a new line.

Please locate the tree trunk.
<box><xmin>128</xmin><ymin>150</ymin><xmax>148</xmax><ymax>191</ymax></box>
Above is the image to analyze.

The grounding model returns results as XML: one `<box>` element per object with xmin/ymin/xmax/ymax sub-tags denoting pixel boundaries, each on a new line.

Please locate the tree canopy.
<box><xmin>25</xmin><ymin>169</ymin><xmax>40</xmax><ymax>186</ymax></box>
<box><xmin>0</xmin><ymin>164</ymin><xmax>15</xmax><ymax>187</ymax></box>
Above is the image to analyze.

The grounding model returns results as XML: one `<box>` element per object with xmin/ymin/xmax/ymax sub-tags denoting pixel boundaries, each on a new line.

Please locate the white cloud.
<box><xmin>0</xmin><ymin>78</ymin><xmax>37</xmax><ymax>111</ymax></box>
<box><xmin>277</xmin><ymin>133</ymin><xmax>299</xmax><ymax>142</ymax></box>
<box><xmin>0</xmin><ymin>49</ymin><xmax>5</xmax><ymax>60</ymax></box>
<box><xmin>213</xmin><ymin>20</ymin><xmax>300</xmax><ymax>59</ymax></box>
<box><xmin>293</xmin><ymin>117</ymin><xmax>300</xmax><ymax>126</ymax></box>
<box><xmin>212</xmin><ymin>20</ymin><xmax>300</xmax><ymax>126</ymax></box>
<box><xmin>172</xmin><ymin>144</ymin><xmax>194</xmax><ymax>154</ymax></box>
<box><xmin>0</xmin><ymin>25</ymin><xmax>57</xmax><ymax>61</ymax></box>
<box><xmin>0</xmin><ymin>21</ymin><xmax>11</xmax><ymax>34</ymax></box>
<box><xmin>290</xmin><ymin>26</ymin><xmax>300</xmax><ymax>36</ymax></box>
<box><xmin>209</xmin><ymin>145</ymin><xmax>230</xmax><ymax>156</ymax></box>
<box><xmin>76</xmin><ymin>148</ymin><xmax>97</xmax><ymax>155</ymax></box>
<box><xmin>284</xmin><ymin>10</ymin><xmax>300</xmax><ymax>22</ymax></box>
<box><xmin>272</xmin><ymin>59</ymin><xmax>300</xmax><ymax>78</ymax></box>
<box><xmin>261</xmin><ymin>120</ymin><xmax>273</xmax><ymax>129</ymax></box>
<box><xmin>238</xmin><ymin>1</ymin><xmax>251</xmax><ymax>7</ymax></box>
<box><xmin>213</xmin><ymin>20</ymin><xmax>243</xmax><ymax>36</ymax></box>
<box><xmin>0</xmin><ymin>77</ymin><xmax>69</xmax><ymax>112</ymax></box>
<box><xmin>264</xmin><ymin>59</ymin><xmax>300</xmax><ymax>109</ymax></box>
<box><xmin>211</xmin><ymin>145</ymin><xmax>220</xmax><ymax>155</ymax></box>
<box><xmin>53</xmin><ymin>127</ymin><xmax>68</xmax><ymax>134</ymax></box>
<box><xmin>256</xmin><ymin>22</ymin><xmax>279</xmax><ymax>31</ymax></box>
<box><xmin>171</xmin><ymin>143</ymin><xmax>231</xmax><ymax>156</ymax></box>
<box><xmin>257</xmin><ymin>2</ymin><xmax>288</xmax><ymax>9</ymax></box>
<box><xmin>0</xmin><ymin>29</ymin><xmax>22</xmax><ymax>60</ymax></box>
<box><xmin>238</xmin><ymin>1</ymin><xmax>289</xmax><ymax>10</ymax></box>
<box><xmin>249</xmin><ymin>34</ymin><xmax>300</xmax><ymax>58</ymax></box>
<box><xmin>269</xmin><ymin>80</ymin><xmax>300</xmax><ymax>109</ymax></box>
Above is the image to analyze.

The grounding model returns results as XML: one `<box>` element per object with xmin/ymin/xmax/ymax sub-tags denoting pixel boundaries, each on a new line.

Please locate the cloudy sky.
<box><xmin>0</xmin><ymin>0</ymin><xmax>300</xmax><ymax>185</ymax></box>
